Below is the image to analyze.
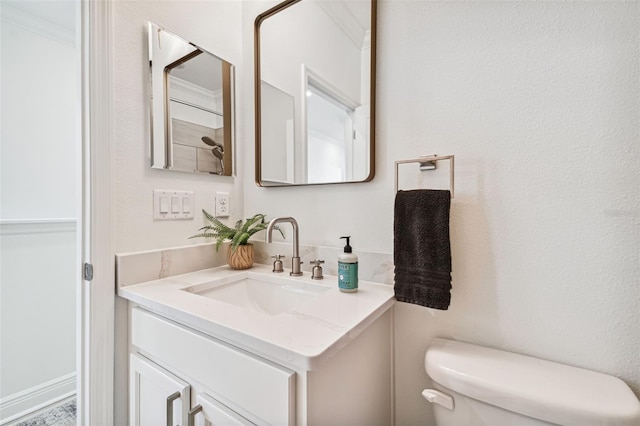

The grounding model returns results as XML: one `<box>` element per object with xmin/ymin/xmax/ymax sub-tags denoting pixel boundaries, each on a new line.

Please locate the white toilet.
<box><xmin>423</xmin><ymin>338</ymin><xmax>640</xmax><ymax>426</ymax></box>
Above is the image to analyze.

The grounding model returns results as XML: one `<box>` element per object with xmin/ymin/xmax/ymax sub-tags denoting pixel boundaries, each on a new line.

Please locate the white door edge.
<box><xmin>77</xmin><ymin>0</ymin><xmax>114</xmax><ymax>424</ymax></box>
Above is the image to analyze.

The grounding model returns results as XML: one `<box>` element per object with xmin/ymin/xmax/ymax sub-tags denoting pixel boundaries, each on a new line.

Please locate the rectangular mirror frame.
<box><xmin>254</xmin><ymin>0</ymin><xmax>377</xmax><ymax>187</ymax></box>
<box><xmin>149</xmin><ymin>22</ymin><xmax>236</xmax><ymax>177</ymax></box>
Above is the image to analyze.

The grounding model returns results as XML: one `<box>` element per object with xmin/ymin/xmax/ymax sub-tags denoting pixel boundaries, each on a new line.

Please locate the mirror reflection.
<box><xmin>255</xmin><ymin>0</ymin><xmax>376</xmax><ymax>186</ymax></box>
<box><xmin>149</xmin><ymin>22</ymin><xmax>235</xmax><ymax>175</ymax></box>
<box><xmin>261</xmin><ymin>82</ymin><xmax>295</xmax><ymax>184</ymax></box>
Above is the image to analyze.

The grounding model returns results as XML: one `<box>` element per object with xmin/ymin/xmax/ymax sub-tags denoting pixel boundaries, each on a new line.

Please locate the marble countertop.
<box><xmin>118</xmin><ymin>264</ymin><xmax>395</xmax><ymax>370</ymax></box>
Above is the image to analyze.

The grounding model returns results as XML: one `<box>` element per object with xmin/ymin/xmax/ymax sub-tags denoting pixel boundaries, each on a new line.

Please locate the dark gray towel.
<box><xmin>394</xmin><ymin>189</ymin><xmax>452</xmax><ymax>310</ymax></box>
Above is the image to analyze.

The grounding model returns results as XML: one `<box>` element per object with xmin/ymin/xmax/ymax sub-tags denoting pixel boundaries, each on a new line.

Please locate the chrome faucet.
<box><xmin>266</xmin><ymin>217</ymin><xmax>302</xmax><ymax>276</ymax></box>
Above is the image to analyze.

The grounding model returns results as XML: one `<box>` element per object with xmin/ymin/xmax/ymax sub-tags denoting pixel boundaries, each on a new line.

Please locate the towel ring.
<box><xmin>394</xmin><ymin>155</ymin><xmax>455</xmax><ymax>197</ymax></box>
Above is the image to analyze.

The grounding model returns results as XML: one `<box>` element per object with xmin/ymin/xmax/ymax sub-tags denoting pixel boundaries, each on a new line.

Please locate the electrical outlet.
<box><xmin>215</xmin><ymin>192</ymin><xmax>230</xmax><ymax>217</ymax></box>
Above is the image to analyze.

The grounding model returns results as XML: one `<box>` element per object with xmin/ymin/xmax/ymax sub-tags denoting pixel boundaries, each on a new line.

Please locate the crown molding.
<box><xmin>1</xmin><ymin>3</ymin><xmax>74</xmax><ymax>47</ymax></box>
<box><xmin>316</xmin><ymin>0</ymin><xmax>367</xmax><ymax>49</ymax></box>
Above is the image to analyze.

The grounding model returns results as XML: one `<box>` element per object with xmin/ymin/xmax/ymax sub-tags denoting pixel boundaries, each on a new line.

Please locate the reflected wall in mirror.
<box><xmin>255</xmin><ymin>0</ymin><xmax>376</xmax><ymax>186</ymax></box>
<box><xmin>149</xmin><ymin>22</ymin><xmax>235</xmax><ymax>175</ymax></box>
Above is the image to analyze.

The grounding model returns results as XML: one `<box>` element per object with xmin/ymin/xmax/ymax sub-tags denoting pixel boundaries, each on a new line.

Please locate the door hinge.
<box><xmin>84</xmin><ymin>262</ymin><xmax>94</xmax><ymax>281</ymax></box>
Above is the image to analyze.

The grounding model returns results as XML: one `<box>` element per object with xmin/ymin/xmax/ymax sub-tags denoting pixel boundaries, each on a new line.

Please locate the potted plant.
<box><xmin>190</xmin><ymin>210</ymin><xmax>283</xmax><ymax>270</ymax></box>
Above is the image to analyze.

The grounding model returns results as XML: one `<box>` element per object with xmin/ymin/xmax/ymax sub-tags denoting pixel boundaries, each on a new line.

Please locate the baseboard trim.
<box><xmin>0</xmin><ymin>373</ymin><xmax>76</xmax><ymax>425</ymax></box>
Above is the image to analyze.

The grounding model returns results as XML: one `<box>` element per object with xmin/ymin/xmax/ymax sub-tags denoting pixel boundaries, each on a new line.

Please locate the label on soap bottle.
<box><xmin>338</xmin><ymin>261</ymin><xmax>358</xmax><ymax>292</ymax></box>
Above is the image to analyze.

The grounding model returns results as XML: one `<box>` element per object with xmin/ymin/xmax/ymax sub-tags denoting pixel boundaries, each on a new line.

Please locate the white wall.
<box><xmin>112</xmin><ymin>1</ymin><xmax>639</xmax><ymax>424</ymax></box>
<box><xmin>0</xmin><ymin>226</ymin><xmax>76</xmax><ymax>397</ymax></box>
<box><xmin>112</xmin><ymin>2</ymin><xmax>244</xmax><ymax>423</ymax></box>
<box><xmin>242</xmin><ymin>1</ymin><xmax>640</xmax><ymax>424</ymax></box>
<box><xmin>245</xmin><ymin>2</ymin><xmax>389</xmax><ymax>249</ymax></box>
<box><xmin>0</xmin><ymin>2</ymin><xmax>77</xmax><ymax>421</ymax></box>
<box><xmin>0</xmin><ymin>4</ymin><xmax>76</xmax><ymax>219</ymax></box>
<box><xmin>112</xmin><ymin>0</ymin><xmax>244</xmax><ymax>254</ymax></box>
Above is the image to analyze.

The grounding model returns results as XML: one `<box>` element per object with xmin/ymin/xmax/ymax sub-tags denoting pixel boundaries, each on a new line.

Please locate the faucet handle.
<box><xmin>272</xmin><ymin>254</ymin><xmax>285</xmax><ymax>273</ymax></box>
<box><xmin>310</xmin><ymin>259</ymin><xmax>324</xmax><ymax>280</ymax></box>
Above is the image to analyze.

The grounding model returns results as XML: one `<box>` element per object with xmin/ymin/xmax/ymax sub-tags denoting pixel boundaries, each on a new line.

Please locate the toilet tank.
<box><xmin>424</xmin><ymin>338</ymin><xmax>640</xmax><ymax>426</ymax></box>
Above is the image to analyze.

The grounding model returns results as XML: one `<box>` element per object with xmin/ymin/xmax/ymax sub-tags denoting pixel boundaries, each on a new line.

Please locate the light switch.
<box><xmin>159</xmin><ymin>197</ymin><xmax>170</xmax><ymax>213</ymax></box>
<box><xmin>154</xmin><ymin>190</ymin><xmax>194</xmax><ymax>220</ymax></box>
<box><xmin>171</xmin><ymin>196</ymin><xmax>181</xmax><ymax>213</ymax></box>
<box><xmin>182</xmin><ymin>195</ymin><xmax>192</xmax><ymax>213</ymax></box>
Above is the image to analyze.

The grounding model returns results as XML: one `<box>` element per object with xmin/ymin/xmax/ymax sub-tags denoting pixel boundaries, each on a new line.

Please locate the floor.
<box><xmin>11</xmin><ymin>398</ymin><xmax>76</xmax><ymax>426</ymax></box>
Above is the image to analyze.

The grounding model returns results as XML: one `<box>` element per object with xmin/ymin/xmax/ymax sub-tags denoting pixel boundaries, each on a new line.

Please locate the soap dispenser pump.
<box><xmin>338</xmin><ymin>236</ymin><xmax>358</xmax><ymax>292</ymax></box>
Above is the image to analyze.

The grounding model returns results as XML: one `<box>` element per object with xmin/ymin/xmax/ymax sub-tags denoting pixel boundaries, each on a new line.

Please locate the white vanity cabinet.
<box><xmin>130</xmin><ymin>354</ymin><xmax>191</xmax><ymax>426</ymax></box>
<box><xmin>191</xmin><ymin>393</ymin><xmax>254</xmax><ymax>426</ymax></box>
<box><xmin>131</xmin><ymin>353</ymin><xmax>257</xmax><ymax>426</ymax></box>
<box><xmin>130</xmin><ymin>308</ymin><xmax>295</xmax><ymax>425</ymax></box>
<box><xmin>128</xmin><ymin>305</ymin><xmax>393</xmax><ymax>425</ymax></box>
<box><xmin>130</xmin><ymin>351</ymin><xmax>257</xmax><ymax>426</ymax></box>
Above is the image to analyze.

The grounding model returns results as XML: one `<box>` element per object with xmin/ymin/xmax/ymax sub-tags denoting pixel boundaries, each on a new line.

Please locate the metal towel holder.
<box><xmin>394</xmin><ymin>155</ymin><xmax>455</xmax><ymax>197</ymax></box>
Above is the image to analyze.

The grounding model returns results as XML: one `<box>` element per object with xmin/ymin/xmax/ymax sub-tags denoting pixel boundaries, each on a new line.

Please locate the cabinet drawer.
<box><xmin>131</xmin><ymin>308</ymin><xmax>294</xmax><ymax>425</ymax></box>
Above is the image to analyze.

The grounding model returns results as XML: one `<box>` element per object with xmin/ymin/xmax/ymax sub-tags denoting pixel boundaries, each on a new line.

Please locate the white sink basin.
<box><xmin>181</xmin><ymin>272</ymin><xmax>330</xmax><ymax>316</ymax></box>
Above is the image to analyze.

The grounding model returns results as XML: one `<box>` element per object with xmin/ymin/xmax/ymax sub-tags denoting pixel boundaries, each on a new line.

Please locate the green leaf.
<box><xmin>241</xmin><ymin>214</ymin><xmax>265</xmax><ymax>234</ymax></box>
<box><xmin>248</xmin><ymin>223</ymin><xmax>266</xmax><ymax>236</ymax></box>
<box><xmin>190</xmin><ymin>211</ymin><xmax>281</xmax><ymax>252</ymax></box>
<box><xmin>202</xmin><ymin>209</ymin><xmax>216</xmax><ymax>223</ymax></box>
<box><xmin>215</xmin><ymin>237</ymin><xmax>226</xmax><ymax>251</ymax></box>
<box><xmin>189</xmin><ymin>232</ymin><xmax>219</xmax><ymax>239</ymax></box>
<box><xmin>231</xmin><ymin>232</ymin><xmax>251</xmax><ymax>251</ymax></box>
<box><xmin>270</xmin><ymin>224</ymin><xmax>285</xmax><ymax>239</ymax></box>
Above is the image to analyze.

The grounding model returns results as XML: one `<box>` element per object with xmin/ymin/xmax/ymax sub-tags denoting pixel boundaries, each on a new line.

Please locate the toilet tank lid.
<box><xmin>425</xmin><ymin>338</ymin><xmax>640</xmax><ymax>426</ymax></box>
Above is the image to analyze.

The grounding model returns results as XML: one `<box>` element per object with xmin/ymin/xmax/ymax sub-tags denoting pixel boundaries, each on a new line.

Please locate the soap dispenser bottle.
<box><xmin>338</xmin><ymin>236</ymin><xmax>358</xmax><ymax>293</ymax></box>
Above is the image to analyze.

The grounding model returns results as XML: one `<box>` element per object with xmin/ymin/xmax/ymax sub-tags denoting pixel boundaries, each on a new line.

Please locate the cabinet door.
<box><xmin>130</xmin><ymin>354</ymin><xmax>191</xmax><ymax>426</ymax></box>
<box><xmin>132</xmin><ymin>308</ymin><xmax>295</xmax><ymax>425</ymax></box>
<box><xmin>188</xmin><ymin>393</ymin><xmax>254</xmax><ymax>426</ymax></box>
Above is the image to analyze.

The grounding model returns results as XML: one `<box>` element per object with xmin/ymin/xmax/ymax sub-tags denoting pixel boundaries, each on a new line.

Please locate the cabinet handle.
<box><xmin>166</xmin><ymin>391</ymin><xmax>181</xmax><ymax>426</ymax></box>
<box><xmin>187</xmin><ymin>404</ymin><xmax>202</xmax><ymax>426</ymax></box>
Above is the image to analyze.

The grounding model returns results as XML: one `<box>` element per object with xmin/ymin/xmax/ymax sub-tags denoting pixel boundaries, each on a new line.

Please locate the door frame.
<box><xmin>77</xmin><ymin>0</ymin><xmax>114</xmax><ymax>424</ymax></box>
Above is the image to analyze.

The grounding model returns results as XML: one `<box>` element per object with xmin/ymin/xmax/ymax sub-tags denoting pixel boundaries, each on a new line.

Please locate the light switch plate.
<box><xmin>154</xmin><ymin>190</ymin><xmax>194</xmax><ymax>220</ymax></box>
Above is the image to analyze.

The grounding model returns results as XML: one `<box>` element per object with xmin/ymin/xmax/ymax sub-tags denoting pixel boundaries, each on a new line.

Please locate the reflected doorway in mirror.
<box><xmin>303</xmin><ymin>66</ymin><xmax>370</xmax><ymax>184</ymax></box>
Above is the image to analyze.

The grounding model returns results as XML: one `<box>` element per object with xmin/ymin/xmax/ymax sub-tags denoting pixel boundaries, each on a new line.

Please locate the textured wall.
<box><xmin>113</xmin><ymin>0</ymin><xmax>244</xmax><ymax>253</ymax></box>
<box><xmin>113</xmin><ymin>1</ymin><xmax>639</xmax><ymax>424</ymax></box>
<box><xmin>242</xmin><ymin>1</ymin><xmax>640</xmax><ymax>424</ymax></box>
<box><xmin>112</xmin><ymin>2</ymin><xmax>245</xmax><ymax>422</ymax></box>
